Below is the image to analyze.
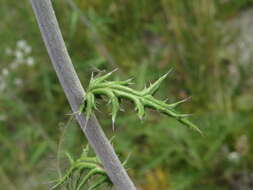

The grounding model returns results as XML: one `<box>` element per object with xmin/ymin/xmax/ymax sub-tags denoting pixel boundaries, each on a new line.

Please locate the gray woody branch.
<box><xmin>29</xmin><ymin>0</ymin><xmax>137</xmax><ymax>189</ymax></box>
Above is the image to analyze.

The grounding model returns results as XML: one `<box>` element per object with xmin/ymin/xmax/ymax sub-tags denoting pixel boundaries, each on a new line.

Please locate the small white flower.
<box><xmin>15</xmin><ymin>50</ymin><xmax>24</xmax><ymax>60</ymax></box>
<box><xmin>5</xmin><ymin>47</ymin><xmax>12</xmax><ymax>55</ymax></box>
<box><xmin>227</xmin><ymin>151</ymin><xmax>240</xmax><ymax>163</ymax></box>
<box><xmin>24</xmin><ymin>45</ymin><xmax>32</xmax><ymax>54</ymax></box>
<box><xmin>14</xmin><ymin>78</ymin><xmax>23</xmax><ymax>86</ymax></box>
<box><xmin>27</xmin><ymin>57</ymin><xmax>35</xmax><ymax>66</ymax></box>
<box><xmin>2</xmin><ymin>68</ymin><xmax>9</xmax><ymax>76</ymax></box>
<box><xmin>17</xmin><ymin>40</ymin><xmax>27</xmax><ymax>49</ymax></box>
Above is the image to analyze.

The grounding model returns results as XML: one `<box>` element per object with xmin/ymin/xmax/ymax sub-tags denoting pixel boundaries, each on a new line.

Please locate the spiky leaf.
<box><xmin>81</xmin><ymin>70</ymin><xmax>201</xmax><ymax>134</ymax></box>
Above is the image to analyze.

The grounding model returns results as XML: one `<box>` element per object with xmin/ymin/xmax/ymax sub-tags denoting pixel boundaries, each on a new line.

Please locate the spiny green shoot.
<box><xmin>81</xmin><ymin>70</ymin><xmax>202</xmax><ymax>134</ymax></box>
<box><xmin>51</xmin><ymin>145</ymin><xmax>112</xmax><ymax>190</ymax></box>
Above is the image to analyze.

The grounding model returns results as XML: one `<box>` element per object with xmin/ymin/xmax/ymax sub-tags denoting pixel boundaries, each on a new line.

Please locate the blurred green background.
<box><xmin>1</xmin><ymin>0</ymin><xmax>253</xmax><ymax>189</ymax></box>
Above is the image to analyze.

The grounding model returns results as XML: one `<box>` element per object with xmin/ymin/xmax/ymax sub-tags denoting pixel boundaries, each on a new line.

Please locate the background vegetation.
<box><xmin>0</xmin><ymin>0</ymin><xmax>253</xmax><ymax>189</ymax></box>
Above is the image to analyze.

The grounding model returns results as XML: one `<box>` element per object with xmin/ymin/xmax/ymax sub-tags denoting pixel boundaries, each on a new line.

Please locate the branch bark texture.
<box><xmin>29</xmin><ymin>0</ymin><xmax>137</xmax><ymax>189</ymax></box>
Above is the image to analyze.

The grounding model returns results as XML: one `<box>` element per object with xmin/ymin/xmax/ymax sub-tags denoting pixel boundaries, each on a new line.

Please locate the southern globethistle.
<box><xmin>80</xmin><ymin>70</ymin><xmax>201</xmax><ymax>134</ymax></box>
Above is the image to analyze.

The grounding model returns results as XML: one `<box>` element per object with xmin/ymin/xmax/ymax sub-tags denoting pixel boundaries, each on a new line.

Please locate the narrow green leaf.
<box><xmin>91</xmin><ymin>69</ymin><xmax>117</xmax><ymax>85</ymax></box>
<box><xmin>142</xmin><ymin>70</ymin><xmax>172</xmax><ymax>95</ymax></box>
<box><xmin>167</xmin><ymin>97</ymin><xmax>191</xmax><ymax>108</ymax></box>
<box><xmin>66</xmin><ymin>152</ymin><xmax>74</xmax><ymax>165</ymax></box>
<box><xmin>179</xmin><ymin>118</ymin><xmax>202</xmax><ymax>135</ymax></box>
<box><xmin>87</xmin><ymin>176</ymin><xmax>110</xmax><ymax>190</ymax></box>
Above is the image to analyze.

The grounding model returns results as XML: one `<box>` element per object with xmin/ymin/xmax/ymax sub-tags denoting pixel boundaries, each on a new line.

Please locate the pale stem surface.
<box><xmin>29</xmin><ymin>0</ymin><xmax>137</xmax><ymax>189</ymax></box>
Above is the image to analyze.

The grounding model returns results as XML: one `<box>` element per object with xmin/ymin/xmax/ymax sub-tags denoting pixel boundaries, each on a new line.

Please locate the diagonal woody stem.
<box><xmin>28</xmin><ymin>0</ymin><xmax>137</xmax><ymax>189</ymax></box>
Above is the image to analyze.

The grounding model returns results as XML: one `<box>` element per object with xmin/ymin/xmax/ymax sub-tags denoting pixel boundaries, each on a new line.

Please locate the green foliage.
<box><xmin>1</xmin><ymin>0</ymin><xmax>253</xmax><ymax>190</ymax></box>
<box><xmin>52</xmin><ymin>145</ymin><xmax>112</xmax><ymax>190</ymax></box>
<box><xmin>81</xmin><ymin>70</ymin><xmax>201</xmax><ymax>134</ymax></box>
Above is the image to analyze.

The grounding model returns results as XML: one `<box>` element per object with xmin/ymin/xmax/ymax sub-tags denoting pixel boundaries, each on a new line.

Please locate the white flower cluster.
<box><xmin>0</xmin><ymin>40</ymin><xmax>36</xmax><ymax>92</ymax></box>
<box><xmin>6</xmin><ymin>39</ymin><xmax>35</xmax><ymax>68</ymax></box>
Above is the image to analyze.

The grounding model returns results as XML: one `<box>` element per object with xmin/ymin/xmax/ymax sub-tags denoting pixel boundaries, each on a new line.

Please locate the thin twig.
<box><xmin>29</xmin><ymin>0</ymin><xmax>137</xmax><ymax>189</ymax></box>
